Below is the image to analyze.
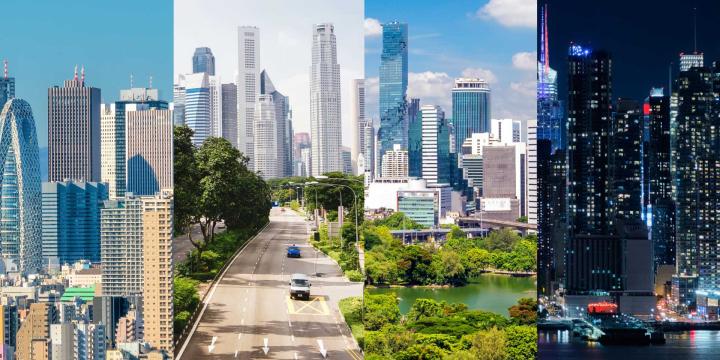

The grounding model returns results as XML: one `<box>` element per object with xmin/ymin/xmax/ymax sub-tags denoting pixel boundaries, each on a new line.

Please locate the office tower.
<box><xmin>672</xmin><ymin>65</ymin><xmax>720</xmax><ymax>310</ymax></box>
<box><xmin>420</xmin><ymin>105</ymin><xmax>451</xmax><ymax>185</ymax></box>
<box><xmin>566</xmin><ymin>45</ymin><xmax>612</xmax><ymax>237</ymax></box>
<box><xmin>48</xmin><ymin>67</ymin><xmax>101</xmax><ymax>182</ymax></box>
<box><xmin>679</xmin><ymin>52</ymin><xmax>703</xmax><ymax>72</ymax></box>
<box><xmin>537</xmin><ymin>139</ymin><xmax>553</xmax><ymax>294</ymax></box>
<box><xmin>452</xmin><ymin>78</ymin><xmax>491</xmax><ymax>153</ymax></box>
<box><xmin>93</xmin><ymin>296</ymin><xmax>139</xmax><ymax>348</ymax></box>
<box><xmin>172</xmin><ymin>82</ymin><xmax>186</xmax><ymax>125</ymax></box>
<box><xmin>491</xmin><ymin>118</ymin><xmax>521</xmax><ymax>144</ymax></box>
<box><xmin>221</xmin><ymin>83</ymin><xmax>238</xmax><ymax>148</ymax></box>
<box><xmin>0</xmin><ymin>61</ymin><xmax>15</xmax><ymax>108</ymax></box>
<box><xmin>260</xmin><ymin>70</ymin><xmax>292</xmax><ymax>177</ymax></box>
<box><xmin>342</xmin><ymin>148</ymin><xmax>352</xmax><ymax>175</ymax></box>
<box><xmin>192</xmin><ymin>47</ymin><xmax>216</xmax><ymax>75</ymax></box>
<box><xmin>481</xmin><ymin>144</ymin><xmax>527</xmax><ymax>222</ymax></box>
<box><xmin>381</xmin><ymin>144</ymin><xmax>408</xmax><ymax>178</ymax></box>
<box><xmin>611</xmin><ymin>99</ymin><xmax>642</xmax><ymax>221</ymax></box>
<box><xmin>125</xmin><ymin>104</ymin><xmax>173</xmax><ymax>195</ymax></box>
<box><xmin>181</xmin><ymin>72</ymin><xmax>211</xmax><ymax>146</ymax></box>
<box><xmin>647</xmin><ymin>88</ymin><xmax>675</xmax><ymax>268</ymax></box>
<box><xmin>537</xmin><ymin>5</ymin><xmax>564</xmax><ymax>152</ymax></box>
<box><xmin>254</xmin><ymin>94</ymin><xmax>279</xmax><ymax>179</ymax></box>
<box><xmin>378</xmin><ymin>21</ymin><xmax>408</xmax><ymax>170</ymax></box>
<box><xmin>0</xmin><ymin>99</ymin><xmax>43</xmax><ymax>274</ymax></box>
<box><xmin>350</xmin><ymin>79</ymin><xmax>365</xmax><ymax>174</ymax></box>
<box><xmin>361</xmin><ymin>120</ymin><xmax>375</xmax><ymax>177</ymax></box>
<box><xmin>310</xmin><ymin>23</ymin><xmax>342</xmax><ymax>176</ymax></box>
<box><xmin>526</xmin><ymin>119</ymin><xmax>538</xmax><ymax>225</ymax></box>
<box><xmin>0</xmin><ymin>303</ymin><xmax>19</xmax><ymax>358</ymax></box>
<box><xmin>209</xmin><ymin>75</ymin><xmax>222</xmax><ymax>138</ymax></box>
<box><xmin>142</xmin><ymin>192</ymin><xmax>173</xmax><ymax>354</ymax></box>
<box><xmin>408</xmin><ymin>98</ymin><xmax>422</xmax><ymax>178</ymax></box>
<box><xmin>293</xmin><ymin>132</ymin><xmax>311</xmax><ymax>161</ymax></box>
<box><xmin>101</xmin><ymin>196</ymin><xmax>145</xmax><ymax>296</ymax></box>
<box><xmin>300</xmin><ymin>147</ymin><xmax>311</xmax><ymax>178</ymax></box>
<box><xmin>237</xmin><ymin>26</ymin><xmax>260</xmax><ymax>169</ymax></box>
<box><xmin>16</xmin><ymin>303</ymin><xmax>56</xmax><ymax>360</ymax></box>
<box><xmin>101</xmin><ymin>88</ymin><xmax>168</xmax><ymax>199</ymax></box>
<box><xmin>41</xmin><ymin>181</ymin><xmax>108</xmax><ymax>265</ymax></box>
<box><xmin>75</xmin><ymin>322</ymin><xmax>106</xmax><ymax>360</ymax></box>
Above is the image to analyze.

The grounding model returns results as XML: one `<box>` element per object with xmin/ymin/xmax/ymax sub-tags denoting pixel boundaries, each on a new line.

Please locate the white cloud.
<box><xmin>510</xmin><ymin>80</ymin><xmax>536</xmax><ymax>97</ymax></box>
<box><xmin>460</xmin><ymin>67</ymin><xmax>498</xmax><ymax>83</ymax></box>
<box><xmin>364</xmin><ymin>18</ymin><xmax>382</xmax><ymax>37</ymax></box>
<box><xmin>512</xmin><ymin>51</ymin><xmax>536</xmax><ymax>71</ymax></box>
<box><xmin>477</xmin><ymin>0</ymin><xmax>536</xmax><ymax>28</ymax></box>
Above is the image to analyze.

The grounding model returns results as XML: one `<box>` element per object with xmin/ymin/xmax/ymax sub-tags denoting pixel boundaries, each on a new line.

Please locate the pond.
<box><xmin>367</xmin><ymin>274</ymin><xmax>536</xmax><ymax>316</ymax></box>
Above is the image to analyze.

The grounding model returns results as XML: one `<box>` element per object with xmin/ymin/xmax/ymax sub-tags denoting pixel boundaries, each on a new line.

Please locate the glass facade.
<box><xmin>192</xmin><ymin>47</ymin><xmax>216</xmax><ymax>76</ymax></box>
<box><xmin>397</xmin><ymin>191</ymin><xmax>437</xmax><ymax>228</ymax></box>
<box><xmin>378</xmin><ymin>22</ymin><xmax>408</xmax><ymax>169</ymax></box>
<box><xmin>452</xmin><ymin>79</ymin><xmax>490</xmax><ymax>154</ymax></box>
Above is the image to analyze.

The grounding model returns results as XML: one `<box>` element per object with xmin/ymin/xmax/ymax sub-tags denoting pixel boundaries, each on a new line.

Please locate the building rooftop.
<box><xmin>60</xmin><ymin>285</ymin><xmax>96</xmax><ymax>302</ymax></box>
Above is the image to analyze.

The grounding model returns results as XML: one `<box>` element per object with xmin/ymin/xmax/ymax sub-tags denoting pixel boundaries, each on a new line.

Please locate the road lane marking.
<box><xmin>347</xmin><ymin>348</ymin><xmax>363</xmax><ymax>360</ymax></box>
<box><xmin>234</xmin><ymin>350</ymin><xmax>238</xmax><ymax>358</ymax></box>
<box><xmin>287</xmin><ymin>295</ymin><xmax>330</xmax><ymax>315</ymax></box>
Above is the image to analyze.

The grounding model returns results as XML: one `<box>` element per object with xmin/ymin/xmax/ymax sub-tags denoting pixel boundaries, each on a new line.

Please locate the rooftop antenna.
<box><xmin>693</xmin><ymin>7</ymin><xmax>697</xmax><ymax>53</ymax></box>
<box><xmin>81</xmin><ymin>65</ymin><xmax>85</xmax><ymax>84</ymax></box>
<box><xmin>130</xmin><ymin>73</ymin><xmax>134</xmax><ymax>88</ymax></box>
<box><xmin>73</xmin><ymin>65</ymin><xmax>78</xmax><ymax>81</ymax></box>
<box><xmin>149</xmin><ymin>75</ymin><xmax>153</xmax><ymax>88</ymax></box>
<box><xmin>3</xmin><ymin>60</ymin><xmax>7</xmax><ymax>80</ymax></box>
<box><xmin>668</xmin><ymin>62</ymin><xmax>672</xmax><ymax>94</ymax></box>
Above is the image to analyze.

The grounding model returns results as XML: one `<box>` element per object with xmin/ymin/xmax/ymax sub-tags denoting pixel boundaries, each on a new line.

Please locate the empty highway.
<box><xmin>177</xmin><ymin>208</ymin><xmax>363</xmax><ymax>359</ymax></box>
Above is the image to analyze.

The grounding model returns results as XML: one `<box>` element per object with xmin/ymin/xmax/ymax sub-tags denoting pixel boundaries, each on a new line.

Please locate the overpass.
<box><xmin>458</xmin><ymin>217</ymin><xmax>537</xmax><ymax>235</ymax></box>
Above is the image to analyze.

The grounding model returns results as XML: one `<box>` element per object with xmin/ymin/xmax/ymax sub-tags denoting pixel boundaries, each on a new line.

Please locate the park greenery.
<box><xmin>172</xmin><ymin>125</ymin><xmax>271</xmax><ymax>337</ymax></box>
<box><xmin>364</xmin><ymin>220</ymin><xmax>537</xmax><ymax>286</ymax></box>
<box><xmin>350</xmin><ymin>294</ymin><xmax>538</xmax><ymax>359</ymax></box>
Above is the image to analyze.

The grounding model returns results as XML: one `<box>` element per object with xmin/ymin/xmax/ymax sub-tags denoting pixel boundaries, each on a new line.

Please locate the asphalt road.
<box><xmin>176</xmin><ymin>208</ymin><xmax>363</xmax><ymax>359</ymax></box>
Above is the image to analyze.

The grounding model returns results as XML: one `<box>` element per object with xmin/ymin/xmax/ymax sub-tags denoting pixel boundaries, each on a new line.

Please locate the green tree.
<box><xmin>462</xmin><ymin>248</ymin><xmax>492</xmax><ymax>277</ymax></box>
<box><xmin>407</xmin><ymin>298</ymin><xmax>445</xmax><ymax>322</ymax></box>
<box><xmin>373</xmin><ymin>212</ymin><xmax>425</xmax><ymax>230</ymax></box>
<box><xmin>430</xmin><ymin>250</ymin><xmax>466</xmax><ymax>285</ymax></box>
<box><xmin>504</xmin><ymin>326</ymin><xmax>537</xmax><ymax>360</ymax></box>
<box><xmin>364</xmin><ymin>292</ymin><xmax>401</xmax><ymax>331</ymax></box>
<box><xmin>470</xmin><ymin>327</ymin><xmax>507</xmax><ymax>360</ymax></box>
<box><xmin>508</xmin><ymin>298</ymin><xmax>538</xmax><ymax>325</ymax></box>
<box><xmin>173</xmin><ymin>277</ymin><xmax>200</xmax><ymax>314</ymax></box>
<box><xmin>480</xmin><ymin>228</ymin><xmax>521</xmax><ymax>252</ymax></box>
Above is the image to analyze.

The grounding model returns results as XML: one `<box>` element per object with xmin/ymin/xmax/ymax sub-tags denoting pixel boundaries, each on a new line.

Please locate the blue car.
<box><xmin>287</xmin><ymin>245</ymin><xmax>301</xmax><ymax>258</ymax></box>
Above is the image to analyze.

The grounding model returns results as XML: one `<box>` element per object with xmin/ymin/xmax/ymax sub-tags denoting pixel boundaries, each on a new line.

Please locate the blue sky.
<box><xmin>365</xmin><ymin>0</ymin><xmax>536</xmax><ymax>122</ymax></box>
<box><xmin>0</xmin><ymin>0</ymin><xmax>173</xmax><ymax>147</ymax></box>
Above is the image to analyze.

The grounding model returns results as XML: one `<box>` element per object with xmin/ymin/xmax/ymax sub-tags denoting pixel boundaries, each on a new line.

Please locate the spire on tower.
<box><xmin>81</xmin><ymin>65</ymin><xmax>85</xmax><ymax>84</ymax></box>
<box><xmin>130</xmin><ymin>73</ymin><xmax>134</xmax><ymax>88</ymax></box>
<box><xmin>74</xmin><ymin>65</ymin><xmax>78</xmax><ymax>81</ymax></box>
<box><xmin>149</xmin><ymin>75</ymin><xmax>153</xmax><ymax>88</ymax></box>
<box><xmin>693</xmin><ymin>7</ymin><xmax>697</xmax><ymax>53</ymax></box>
<box><xmin>3</xmin><ymin>60</ymin><xmax>7</xmax><ymax>80</ymax></box>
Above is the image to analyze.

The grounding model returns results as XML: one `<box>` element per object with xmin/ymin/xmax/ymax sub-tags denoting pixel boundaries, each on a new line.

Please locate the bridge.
<box><xmin>458</xmin><ymin>217</ymin><xmax>537</xmax><ymax>235</ymax></box>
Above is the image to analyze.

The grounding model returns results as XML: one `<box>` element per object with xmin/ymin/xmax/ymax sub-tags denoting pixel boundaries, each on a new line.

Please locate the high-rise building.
<box><xmin>420</xmin><ymin>105</ymin><xmax>451</xmax><ymax>185</ymax></box>
<box><xmin>16</xmin><ymin>303</ymin><xmax>56</xmax><ymax>360</ymax></box>
<box><xmin>41</xmin><ymin>181</ymin><xmax>108</xmax><ymax>265</ymax></box>
<box><xmin>260</xmin><ymin>70</ymin><xmax>292</xmax><ymax>177</ymax></box>
<box><xmin>408</xmin><ymin>98</ymin><xmax>422</xmax><ymax>178</ymax></box>
<box><xmin>141</xmin><ymin>191</ymin><xmax>173</xmax><ymax>354</ymax></box>
<box><xmin>342</xmin><ymin>147</ymin><xmax>352</xmax><ymax>175</ymax></box>
<box><xmin>537</xmin><ymin>5</ymin><xmax>564</xmax><ymax>152</ymax></box>
<box><xmin>237</xmin><ymin>26</ymin><xmax>260</xmax><ymax>169</ymax></box>
<box><xmin>679</xmin><ymin>51</ymin><xmax>703</xmax><ymax>72</ymax></box>
<box><xmin>526</xmin><ymin>120</ymin><xmax>538</xmax><ymax>225</ymax></box>
<box><xmin>611</xmin><ymin>99</ymin><xmax>642</xmax><ymax>221</ymax></box>
<box><xmin>378</xmin><ymin>21</ymin><xmax>408</xmax><ymax>170</ymax></box>
<box><xmin>351</xmin><ymin>79</ymin><xmax>365</xmax><ymax>174</ymax></box>
<box><xmin>209</xmin><ymin>75</ymin><xmax>223</xmax><ymax>138</ymax></box>
<box><xmin>221</xmin><ymin>83</ymin><xmax>238</xmax><ymax>148</ymax></box>
<box><xmin>48</xmin><ymin>67</ymin><xmax>101</xmax><ymax>182</ymax></box>
<box><xmin>125</xmin><ymin>104</ymin><xmax>173</xmax><ymax>195</ymax></box>
<box><xmin>452</xmin><ymin>78</ymin><xmax>491</xmax><ymax>153</ymax></box>
<box><xmin>310</xmin><ymin>23</ymin><xmax>342</xmax><ymax>175</ymax></box>
<box><xmin>101</xmin><ymin>88</ymin><xmax>168</xmax><ymax>199</ymax></box>
<box><xmin>380</xmin><ymin>144</ymin><xmax>408</xmax><ymax>178</ymax></box>
<box><xmin>254</xmin><ymin>94</ymin><xmax>279</xmax><ymax>179</ymax></box>
<box><xmin>647</xmin><ymin>88</ymin><xmax>675</xmax><ymax>268</ymax></box>
<box><xmin>50</xmin><ymin>323</ymin><xmax>74</xmax><ymax>360</ymax></box>
<box><xmin>181</xmin><ymin>72</ymin><xmax>211</xmax><ymax>146</ymax></box>
<box><xmin>672</xmin><ymin>65</ymin><xmax>720</xmax><ymax>310</ymax></box>
<box><xmin>0</xmin><ymin>98</ymin><xmax>43</xmax><ymax>274</ymax></box>
<box><xmin>361</xmin><ymin>120</ymin><xmax>375</xmax><ymax>177</ymax></box>
<box><xmin>172</xmin><ymin>82</ymin><xmax>186</xmax><ymax>126</ymax></box>
<box><xmin>192</xmin><ymin>47</ymin><xmax>216</xmax><ymax>75</ymax></box>
<box><xmin>101</xmin><ymin>197</ymin><xmax>145</xmax><ymax>297</ymax></box>
<box><xmin>0</xmin><ymin>61</ymin><xmax>15</xmax><ymax>109</ymax></box>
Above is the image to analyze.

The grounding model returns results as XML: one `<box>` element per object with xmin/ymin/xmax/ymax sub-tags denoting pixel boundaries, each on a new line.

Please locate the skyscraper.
<box><xmin>361</xmin><ymin>120</ymin><xmax>375</xmax><ymax>177</ymax></box>
<box><xmin>209</xmin><ymin>75</ymin><xmax>223</xmax><ymax>138</ymax></box>
<box><xmin>254</xmin><ymin>94</ymin><xmax>279</xmax><ymax>179</ymax></box>
<box><xmin>0</xmin><ymin>98</ymin><xmax>43</xmax><ymax>274</ymax></box>
<box><xmin>101</xmin><ymin>196</ymin><xmax>144</xmax><ymax>297</ymax></box>
<box><xmin>192</xmin><ymin>47</ymin><xmax>216</xmax><ymax>75</ymax></box>
<box><xmin>420</xmin><ymin>105</ymin><xmax>451</xmax><ymax>185</ymax></box>
<box><xmin>260</xmin><ymin>70</ymin><xmax>292</xmax><ymax>178</ymax></box>
<box><xmin>526</xmin><ymin>119</ymin><xmax>538</xmax><ymax>225</ymax></box>
<box><xmin>41</xmin><ymin>181</ymin><xmax>108</xmax><ymax>265</ymax></box>
<box><xmin>125</xmin><ymin>104</ymin><xmax>173</xmax><ymax>195</ymax></box>
<box><xmin>221</xmin><ymin>83</ymin><xmax>238</xmax><ymax>148</ymax></box>
<box><xmin>381</xmin><ymin>144</ymin><xmax>408</xmax><ymax>178</ymax></box>
<box><xmin>237</xmin><ymin>26</ymin><xmax>260</xmax><ymax>169</ymax></box>
<box><xmin>672</xmin><ymin>65</ymin><xmax>720</xmax><ymax>309</ymax></box>
<box><xmin>310</xmin><ymin>23</ymin><xmax>342</xmax><ymax>175</ymax></box>
<box><xmin>181</xmin><ymin>72</ymin><xmax>211</xmax><ymax>146</ymax></box>
<box><xmin>452</xmin><ymin>78</ymin><xmax>491</xmax><ymax>153</ymax></box>
<box><xmin>141</xmin><ymin>191</ymin><xmax>173</xmax><ymax>354</ymax></box>
<box><xmin>647</xmin><ymin>88</ymin><xmax>674</xmax><ymax>268</ymax></box>
<box><xmin>378</xmin><ymin>21</ymin><xmax>408</xmax><ymax>170</ymax></box>
<box><xmin>537</xmin><ymin>5</ymin><xmax>564</xmax><ymax>152</ymax></box>
<box><xmin>48</xmin><ymin>67</ymin><xmax>101</xmax><ymax>182</ymax></box>
<box><xmin>408</xmin><ymin>98</ymin><xmax>422</xmax><ymax>178</ymax></box>
<box><xmin>611</xmin><ymin>99</ymin><xmax>642</xmax><ymax>221</ymax></box>
<box><xmin>350</xmin><ymin>79</ymin><xmax>365</xmax><ymax>174</ymax></box>
<box><xmin>15</xmin><ymin>303</ymin><xmax>56</xmax><ymax>360</ymax></box>
<box><xmin>101</xmin><ymin>88</ymin><xmax>168</xmax><ymax>199</ymax></box>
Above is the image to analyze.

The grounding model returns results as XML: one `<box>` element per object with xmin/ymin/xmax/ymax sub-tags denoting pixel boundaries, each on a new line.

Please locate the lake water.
<box><xmin>367</xmin><ymin>274</ymin><xmax>536</xmax><ymax>316</ymax></box>
<box><xmin>539</xmin><ymin>329</ymin><xmax>720</xmax><ymax>359</ymax></box>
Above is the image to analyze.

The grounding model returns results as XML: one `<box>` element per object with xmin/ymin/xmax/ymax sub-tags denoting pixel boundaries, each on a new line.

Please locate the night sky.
<box><xmin>540</xmin><ymin>0</ymin><xmax>720</xmax><ymax>102</ymax></box>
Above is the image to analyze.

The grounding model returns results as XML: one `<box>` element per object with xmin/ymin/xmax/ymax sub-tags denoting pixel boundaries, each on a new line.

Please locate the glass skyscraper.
<box><xmin>0</xmin><ymin>98</ymin><xmax>43</xmax><ymax>274</ymax></box>
<box><xmin>378</xmin><ymin>21</ymin><xmax>408</xmax><ymax>170</ymax></box>
<box><xmin>192</xmin><ymin>47</ymin><xmax>216</xmax><ymax>76</ymax></box>
<box><xmin>451</xmin><ymin>78</ymin><xmax>490</xmax><ymax>154</ymax></box>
